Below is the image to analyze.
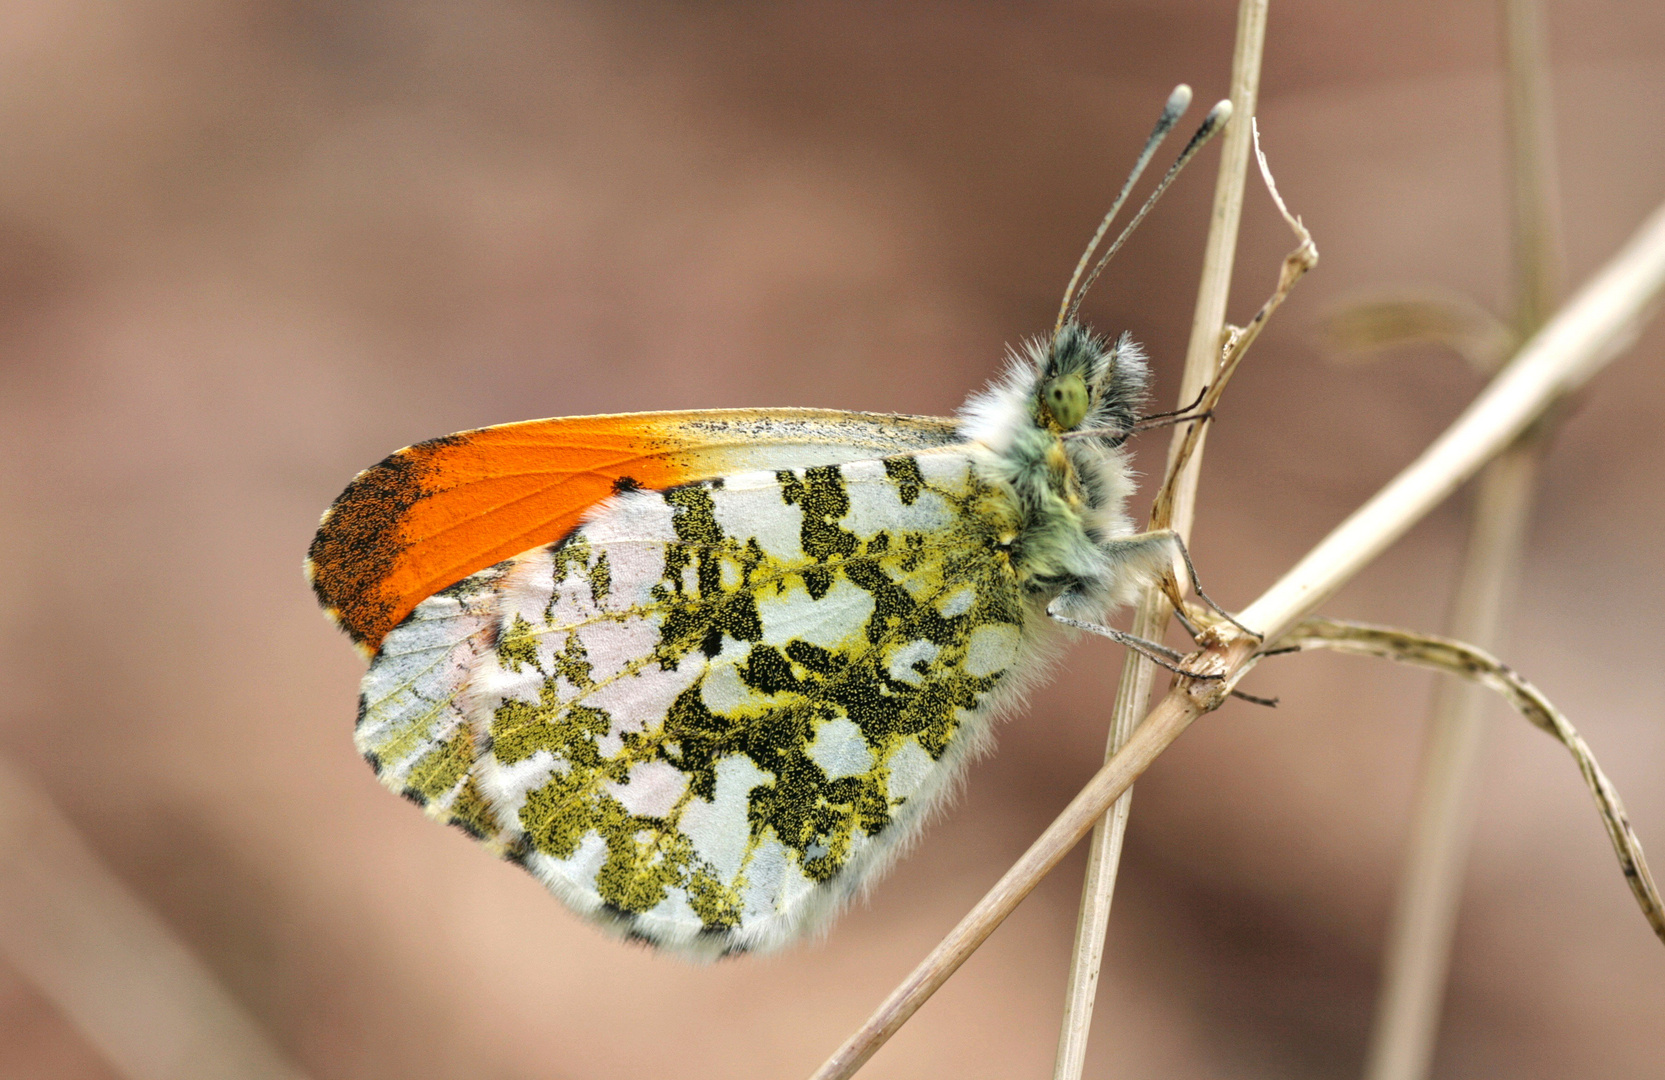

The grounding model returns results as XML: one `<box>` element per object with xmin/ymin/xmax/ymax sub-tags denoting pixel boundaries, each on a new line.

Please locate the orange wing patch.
<box><xmin>307</xmin><ymin>409</ymin><xmax>962</xmax><ymax>653</ymax></box>
<box><xmin>307</xmin><ymin>415</ymin><xmax>695</xmax><ymax>654</ymax></box>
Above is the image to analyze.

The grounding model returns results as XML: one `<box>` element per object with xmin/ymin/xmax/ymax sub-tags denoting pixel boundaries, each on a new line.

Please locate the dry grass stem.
<box><xmin>1050</xmin><ymin>4</ymin><xmax>1270</xmax><ymax>1076</ymax></box>
<box><xmin>1162</xmin><ymin>0</ymin><xmax>1271</xmax><ymax>543</ymax></box>
<box><xmin>0</xmin><ymin>757</ymin><xmax>311</xmax><ymax>1080</ymax></box>
<box><xmin>1503</xmin><ymin>0</ymin><xmax>1564</xmax><ymax>339</ymax></box>
<box><xmin>1272</xmin><ymin>618</ymin><xmax>1665</xmax><ymax>943</ymax></box>
<box><xmin>1361</xmin><ymin>444</ymin><xmax>1542</xmax><ymax>1080</ymax></box>
<box><xmin>808</xmin><ymin>688</ymin><xmax>1214</xmax><ymax>1080</ymax></box>
<box><xmin>1148</xmin><ymin>121</ymin><xmax>1317</xmax><ymax>535</ymax></box>
<box><xmin>808</xmin><ymin>191</ymin><xmax>1665</xmax><ymax>1080</ymax></box>
<box><xmin>1361</xmin><ymin>5</ymin><xmax>1566</xmax><ymax>1077</ymax></box>
<box><xmin>1237</xmin><ymin>194</ymin><xmax>1665</xmax><ymax>638</ymax></box>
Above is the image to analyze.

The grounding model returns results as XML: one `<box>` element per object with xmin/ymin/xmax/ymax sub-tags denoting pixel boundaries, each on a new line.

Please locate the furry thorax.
<box><xmin>957</xmin><ymin>320</ymin><xmax>1175</xmax><ymax>620</ymax></box>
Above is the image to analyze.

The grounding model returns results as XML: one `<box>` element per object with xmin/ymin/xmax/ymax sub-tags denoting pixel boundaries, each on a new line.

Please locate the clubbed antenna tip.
<box><xmin>1061</xmin><ymin>97</ymin><xmax>1234</xmax><ymax>329</ymax></box>
<box><xmin>1053</xmin><ymin>85</ymin><xmax>1194</xmax><ymax>338</ymax></box>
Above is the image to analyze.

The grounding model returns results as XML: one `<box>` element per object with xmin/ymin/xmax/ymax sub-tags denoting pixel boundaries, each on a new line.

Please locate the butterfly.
<box><xmin>307</xmin><ymin>87</ymin><xmax>1233</xmax><ymax>958</ymax></box>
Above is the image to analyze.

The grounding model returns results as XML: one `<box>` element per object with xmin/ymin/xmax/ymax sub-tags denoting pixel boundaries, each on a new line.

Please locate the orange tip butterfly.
<box><xmin>308</xmin><ymin>86</ymin><xmax>1231</xmax><ymax>958</ymax></box>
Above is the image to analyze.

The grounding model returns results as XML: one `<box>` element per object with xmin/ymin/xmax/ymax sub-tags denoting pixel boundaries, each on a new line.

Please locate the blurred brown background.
<box><xmin>1</xmin><ymin>2</ymin><xmax>1662</xmax><ymax>1077</ymax></box>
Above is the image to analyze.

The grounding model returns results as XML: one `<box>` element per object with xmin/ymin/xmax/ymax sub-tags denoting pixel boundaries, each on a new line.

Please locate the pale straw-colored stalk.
<box><xmin>1054</xmin><ymin>4</ymin><xmax>1269</xmax><ymax>1075</ymax></box>
<box><xmin>1503</xmin><ymin>0</ymin><xmax>1563</xmax><ymax>341</ymax></box>
<box><xmin>1361</xmin><ymin>4</ymin><xmax>1565</xmax><ymax>1077</ymax></box>
<box><xmin>1236</xmin><ymin>197</ymin><xmax>1662</xmax><ymax>631</ymax></box>
<box><xmin>807</xmin><ymin>192</ymin><xmax>1665</xmax><ymax>1080</ymax></box>
<box><xmin>1360</xmin><ymin>445</ymin><xmax>1540</xmax><ymax>1080</ymax></box>
<box><xmin>0</xmin><ymin>756</ymin><xmax>312</xmax><ymax>1080</ymax></box>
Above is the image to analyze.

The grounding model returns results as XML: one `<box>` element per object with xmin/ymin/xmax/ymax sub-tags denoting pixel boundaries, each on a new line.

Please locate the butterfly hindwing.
<box><xmin>360</xmin><ymin>448</ymin><xmax>1041</xmax><ymax>955</ymax></box>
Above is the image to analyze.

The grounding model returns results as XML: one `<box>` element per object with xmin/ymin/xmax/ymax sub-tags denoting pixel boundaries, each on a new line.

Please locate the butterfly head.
<box><xmin>958</xmin><ymin>320</ymin><xmax>1148</xmax><ymax>453</ymax></box>
<box><xmin>1037</xmin><ymin>320</ymin><xmax>1146</xmax><ymax>441</ymax></box>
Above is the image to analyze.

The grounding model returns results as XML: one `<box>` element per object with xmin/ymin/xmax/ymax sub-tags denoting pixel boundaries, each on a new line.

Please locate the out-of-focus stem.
<box><xmin>1050</xmin><ymin>4</ymin><xmax>1270</xmax><ymax>1078</ymax></box>
<box><xmin>0</xmin><ymin>757</ymin><xmax>311</xmax><ymax>1080</ymax></box>
<box><xmin>1360</xmin><ymin>441</ymin><xmax>1543</xmax><ymax>1080</ymax></box>
<box><xmin>1504</xmin><ymin>0</ymin><xmax>1563</xmax><ymax>341</ymax></box>
<box><xmin>1361</xmin><ymin>3</ymin><xmax>1563</xmax><ymax>1078</ymax></box>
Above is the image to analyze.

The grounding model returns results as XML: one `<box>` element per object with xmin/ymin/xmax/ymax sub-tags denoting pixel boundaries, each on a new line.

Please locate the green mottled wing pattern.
<box><xmin>358</xmin><ymin>449</ymin><xmax>1034</xmax><ymax>956</ymax></box>
<box><xmin>350</xmin><ymin>558</ymin><xmax>510</xmax><ymax>846</ymax></box>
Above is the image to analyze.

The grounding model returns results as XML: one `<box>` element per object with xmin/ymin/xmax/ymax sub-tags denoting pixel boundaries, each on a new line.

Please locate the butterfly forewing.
<box><xmin>359</xmin><ymin>449</ymin><xmax>1036</xmax><ymax>955</ymax></box>
<box><xmin>309</xmin><ymin>408</ymin><xmax>960</xmax><ymax>654</ymax></box>
<box><xmin>354</xmin><ymin>561</ymin><xmax>516</xmax><ymax>848</ymax></box>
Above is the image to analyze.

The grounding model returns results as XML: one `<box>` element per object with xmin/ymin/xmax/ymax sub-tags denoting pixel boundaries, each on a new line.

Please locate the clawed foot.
<box><xmin>1048</xmin><ymin>603</ymin><xmax>1275</xmax><ymax>706</ymax></box>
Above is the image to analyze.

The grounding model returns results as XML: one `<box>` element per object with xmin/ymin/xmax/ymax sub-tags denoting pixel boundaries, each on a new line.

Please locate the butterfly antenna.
<box><xmin>1053</xmin><ymin>84</ymin><xmax>1192</xmax><ymax>339</ymax></box>
<box><xmin>1063</xmin><ymin>97</ymin><xmax>1234</xmax><ymax>328</ymax></box>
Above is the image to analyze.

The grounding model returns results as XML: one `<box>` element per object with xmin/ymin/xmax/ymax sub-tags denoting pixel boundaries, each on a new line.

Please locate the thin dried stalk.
<box><xmin>807</xmin><ymin>193</ymin><xmax>1665</xmax><ymax>1080</ymax></box>
<box><xmin>809</xmin><ymin>683</ymin><xmax>1216</xmax><ymax>1080</ymax></box>
<box><xmin>1161</xmin><ymin>0</ymin><xmax>1272</xmax><ymax>543</ymax></box>
<box><xmin>1503</xmin><ymin>0</ymin><xmax>1564</xmax><ymax>341</ymax></box>
<box><xmin>1361</xmin><ymin>445</ymin><xmax>1541</xmax><ymax>1080</ymax></box>
<box><xmin>1052</xmin><ymin>4</ymin><xmax>1270</xmax><ymax>1076</ymax></box>
<box><xmin>1362</xmin><ymin>4</ymin><xmax>1566</xmax><ymax>1077</ymax></box>
<box><xmin>1273</xmin><ymin>618</ymin><xmax>1665</xmax><ymax>943</ymax></box>
<box><xmin>1149</xmin><ymin>123</ymin><xmax>1317</xmax><ymax>538</ymax></box>
<box><xmin>1236</xmin><ymin>194</ymin><xmax>1665</xmax><ymax>637</ymax></box>
<box><xmin>0</xmin><ymin>756</ymin><xmax>311</xmax><ymax>1080</ymax></box>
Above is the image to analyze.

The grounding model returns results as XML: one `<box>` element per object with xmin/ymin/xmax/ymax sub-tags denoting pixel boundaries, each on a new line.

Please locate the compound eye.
<box><xmin>1044</xmin><ymin>372</ymin><xmax>1089</xmax><ymax>429</ymax></box>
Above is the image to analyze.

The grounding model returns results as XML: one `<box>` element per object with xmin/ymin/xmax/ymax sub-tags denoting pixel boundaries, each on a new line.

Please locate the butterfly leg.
<box><xmin>1046</xmin><ymin>604</ymin><xmax>1221</xmax><ymax>681</ymax></box>
<box><xmin>1050</xmin><ymin>606</ymin><xmax>1277</xmax><ymax>706</ymax></box>
<box><xmin>1100</xmin><ymin>529</ymin><xmax>1261</xmax><ymax>641</ymax></box>
<box><xmin>1169</xmin><ymin>601</ymin><xmax>1204</xmax><ymax>641</ymax></box>
<box><xmin>1131</xmin><ymin>385</ymin><xmax>1214</xmax><ymax>432</ymax></box>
